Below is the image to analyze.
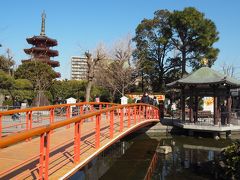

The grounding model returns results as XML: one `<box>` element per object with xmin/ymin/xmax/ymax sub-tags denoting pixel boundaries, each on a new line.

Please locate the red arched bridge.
<box><xmin>0</xmin><ymin>102</ymin><xmax>159</xmax><ymax>179</ymax></box>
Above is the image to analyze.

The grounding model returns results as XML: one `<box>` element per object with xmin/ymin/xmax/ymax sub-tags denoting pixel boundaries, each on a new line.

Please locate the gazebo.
<box><xmin>167</xmin><ymin>66</ymin><xmax>240</xmax><ymax>126</ymax></box>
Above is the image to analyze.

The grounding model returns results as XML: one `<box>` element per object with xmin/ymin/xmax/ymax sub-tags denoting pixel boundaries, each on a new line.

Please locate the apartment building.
<box><xmin>71</xmin><ymin>56</ymin><xmax>88</xmax><ymax>80</ymax></box>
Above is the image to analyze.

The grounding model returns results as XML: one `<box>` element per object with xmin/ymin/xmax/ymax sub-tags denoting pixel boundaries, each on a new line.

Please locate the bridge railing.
<box><xmin>0</xmin><ymin>103</ymin><xmax>159</xmax><ymax>180</ymax></box>
<box><xmin>0</xmin><ymin>102</ymin><xmax>116</xmax><ymax>138</ymax></box>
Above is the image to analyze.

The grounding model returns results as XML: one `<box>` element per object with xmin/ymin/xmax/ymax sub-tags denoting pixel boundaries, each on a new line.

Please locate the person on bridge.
<box><xmin>140</xmin><ymin>92</ymin><xmax>152</xmax><ymax>118</ymax></box>
<box><xmin>152</xmin><ymin>96</ymin><xmax>159</xmax><ymax>106</ymax></box>
<box><xmin>94</xmin><ymin>95</ymin><xmax>100</xmax><ymax>110</ymax></box>
<box><xmin>140</xmin><ymin>92</ymin><xmax>151</xmax><ymax>104</ymax></box>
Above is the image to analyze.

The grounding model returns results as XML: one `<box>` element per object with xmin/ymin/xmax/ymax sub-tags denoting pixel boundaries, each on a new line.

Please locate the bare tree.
<box><xmin>85</xmin><ymin>46</ymin><xmax>105</xmax><ymax>102</ymax></box>
<box><xmin>0</xmin><ymin>48</ymin><xmax>15</xmax><ymax>76</ymax></box>
<box><xmin>221</xmin><ymin>62</ymin><xmax>235</xmax><ymax>77</ymax></box>
<box><xmin>97</xmin><ymin>36</ymin><xmax>139</xmax><ymax>100</ymax></box>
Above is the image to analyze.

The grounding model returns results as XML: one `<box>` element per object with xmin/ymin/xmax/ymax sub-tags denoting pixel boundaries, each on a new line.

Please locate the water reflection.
<box><xmin>153</xmin><ymin>137</ymin><xmax>233</xmax><ymax>180</ymax></box>
<box><xmin>69</xmin><ymin>134</ymin><xmax>234</xmax><ymax>180</ymax></box>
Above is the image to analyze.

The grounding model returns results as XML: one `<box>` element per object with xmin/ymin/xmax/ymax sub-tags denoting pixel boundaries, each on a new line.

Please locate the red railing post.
<box><xmin>134</xmin><ymin>106</ymin><xmax>137</xmax><ymax>124</ymax></box>
<box><xmin>153</xmin><ymin>109</ymin><xmax>155</xmax><ymax>119</ymax></box>
<box><xmin>0</xmin><ymin>115</ymin><xmax>2</xmax><ymax>138</ymax></box>
<box><xmin>120</xmin><ymin>108</ymin><xmax>123</xmax><ymax>132</ymax></box>
<box><xmin>152</xmin><ymin>108</ymin><xmax>156</xmax><ymax>119</ymax></box>
<box><xmin>50</xmin><ymin>108</ymin><xmax>54</xmax><ymax>124</ymax></box>
<box><xmin>44</xmin><ymin>132</ymin><xmax>50</xmax><ymax>180</ymax></box>
<box><xmin>144</xmin><ymin>106</ymin><xmax>146</xmax><ymax>120</ymax></box>
<box><xmin>95</xmin><ymin>114</ymin><xmax>100</xmax><ymax>149</ymax></box>
<box><xmin>29</xmin><ymin>111</ymin><xmax>33</xmax><ymax>129</ymax></box>
<box><xmin>128</xmin><ymin>107</ymin><xmax>131</xmax><ymax>128</ymax></box>
<box><xmin>26</xmin><ymin>111</ymin><xmax>33</xmax><ymax>141</ymax></box>
<box><xmin>26</xmin><ymin>111</ymin><xmax>29</xmax><ymax>131</ymax></box>
<box><xmin>66</xmin><ymin>106</ymin><xmax>70</xmax><ymax>118</ymax></box>
<box><xmin>147</xmin><ymin>106</ymin><xmax>150</xmax><ymax>120</ymax></box>
<box><xmin>39</xmin><ymin>133</ymin><xmax>44</xmax><ymax>180</ymax></box>
<box><xmin>145</xmin><ymin>106</ymin><xmax>148</xmax><ymax>120</ymax></box>
<box><xmin>147</xmin><ymin>106</ymin><xmax>150</xmax><ymax>119</ymax></box>
<box><xmin>39</xmin><ymin>131</ymin><xmax>50</xmax><ymax>180</ymax></box>
<box><xmin>80</xmin><ymin>106</ymin><xmax>83</xmax><ymax>115</ymax></box>
<box><xmin>138</xmin><ymin>106</ymin><xmax>141</xmax><ymax>122</ymax></box>
<box><xmin>110</xmin><ymin>110</ymin><xmax>114</xmax><ymax>139</ymax></box>
<box><xmin>66</xmin><ymin>106</ymin><xmax>70</xmax><ymax>128</ymax></box>
<box><xmin>74</xmin><ymin>121</ymin><xmax>81</xmax><ymax>163</ymax></box>
<box><xmin>99</xmin><ymin>104</ymin><xmax>102</xmax><ymax>120</ymax></box>
<box><xmin>106</xmin><ymin>104</ymin><xmax>109</xmax><ymax>120</ymax></box>
<box><xmin>150</xmin><ymin>108</ymin><xmax>153</xmax><ymax>119</ymax></box>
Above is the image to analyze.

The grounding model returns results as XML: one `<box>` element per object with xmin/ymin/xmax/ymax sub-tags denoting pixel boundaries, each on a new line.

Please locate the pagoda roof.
<box><xmin>26</xmin><ymin>36</ymin><xmax>57</xmax><ymax>46</ymax></box>
<box><xmin>24</xmin><ymin>47</ymin><xmax>58</xmax><ymax>57</ymax></box>
<box><xmin>167</xmin><ymin>67</ymin><xmax>240</xmax><ymax>89</ymax></box>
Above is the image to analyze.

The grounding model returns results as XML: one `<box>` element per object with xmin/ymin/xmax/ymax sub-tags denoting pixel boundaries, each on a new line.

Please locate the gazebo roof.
<box><xmin>167</xmin><ymin>67</ymin><xmax>240</xmax><ymax>89</ymax></box>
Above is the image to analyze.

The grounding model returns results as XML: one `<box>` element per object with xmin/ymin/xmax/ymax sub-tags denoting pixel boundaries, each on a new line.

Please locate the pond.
<box><xmin>69</xmin><ymin>133</ymin><xmax>237</xmax><ymax>180</ymax></box>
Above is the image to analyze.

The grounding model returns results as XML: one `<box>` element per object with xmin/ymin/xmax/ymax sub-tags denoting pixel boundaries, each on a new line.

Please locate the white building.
<box><xmin>71</xmin><ymin>56</ymin><xmax>88</xmax><ymax>80</ymax></box>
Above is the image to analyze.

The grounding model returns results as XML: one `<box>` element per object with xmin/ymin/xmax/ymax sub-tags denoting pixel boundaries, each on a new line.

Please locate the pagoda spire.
<box><xmin>40</xmin><ymin>11</ymin><xmax>46</xmax><ymax>36</ymax></box>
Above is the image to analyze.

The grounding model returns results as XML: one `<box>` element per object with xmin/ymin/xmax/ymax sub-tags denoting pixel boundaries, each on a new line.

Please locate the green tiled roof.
<box><xmin>167</xmin><ymin>67</ymin><xmax>240</xmax><ymax>88</ymax></box>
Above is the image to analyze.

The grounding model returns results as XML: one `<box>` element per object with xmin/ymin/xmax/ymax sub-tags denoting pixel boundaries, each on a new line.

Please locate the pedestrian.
<box><xmin>141</xmin><ymin>92</ymin><xmax>151</xmax><ymax>118</ymax></box>
<box><xmin>94</xmin><ymin>95</ymin><xmax>100</xmax><ymax>110</ymax></box>
<box><xmin>140</xmin><ymin>92</ymin><xmax>151</xmax><ymax>104</ymax></box>
<box><xmin>153</xmin><ymin>96</ymin><xmax>159</xmax><ymax>106</ymax></box>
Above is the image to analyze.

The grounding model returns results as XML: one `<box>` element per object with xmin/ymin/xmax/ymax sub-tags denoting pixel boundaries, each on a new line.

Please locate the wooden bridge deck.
<box><xmin>0</xmin><ymin>116</ymin><xmax>159</xmax><ymax>179</ymax></box>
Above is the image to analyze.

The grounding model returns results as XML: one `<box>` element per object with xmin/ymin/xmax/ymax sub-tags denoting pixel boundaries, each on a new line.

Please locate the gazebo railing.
<box><xmin>170</xmin><ymin>109</ymin><xmax>240</xmax><ymax>126</ymax></box>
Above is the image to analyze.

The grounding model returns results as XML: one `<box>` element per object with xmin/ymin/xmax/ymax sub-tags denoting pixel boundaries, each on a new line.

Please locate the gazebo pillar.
<box><xmin>217</xmin><ymin>97</ymin><xmax>221</xmax><ymax>125</ymax></box>
<box><xmin>189</xmin><ymin>88</ymin><xmax>194</xmax><ymax>123</ymax></box>
<box><xmin>213</xmin><ymin>87</ymin><xmax>219</xmax><ymax>125</ymax></box>
<box><xmin>227</xmin><ymin>96</ymin><xmax>232</xmax><ymax>124</ymax></box>
<box><xmin>194</xmin><ymin>95</ymin><xmax>198</xmax><ymax>123</ymax></box>
<box><xmin>213</xmin><ymin>96</ymin><xmax>218</xmax><ymax>125</ymax></box>
<box><xmin>181</xmin><ymin>86</ymin><xmax>186</xmax><ymax>122</ymax></box>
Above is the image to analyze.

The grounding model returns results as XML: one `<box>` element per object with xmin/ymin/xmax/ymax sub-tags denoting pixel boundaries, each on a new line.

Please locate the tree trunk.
<box><xmin>110</xmin><ymin>89</ymin><xmax>116</xmax><ymax>102</ymax></box>
<box><xmin>122</xmin><ymin>87</ymin><xmax>125</xmax><ymax>97</ymax></box>
<box><xmin>181</xmin><ymin>50</ymin><xmax>186</xmax><ymax>77</ymax></box>
<box><xmin>85</xmin><ymin>80</ymin><xmax>93</xmax><ymax>102</ymax></box>
<box><xmin>158</xmin><ymin>72</ymin><xmax>164</xmax><ymax>91</ymax></box>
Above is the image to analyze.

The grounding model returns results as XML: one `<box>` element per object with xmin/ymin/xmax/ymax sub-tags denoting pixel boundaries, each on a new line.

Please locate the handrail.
<box><xmin>0</xmin><ymin>103</ymin><xmax>158</xmax><ymax>148</ymax></box>
<box><xmin>0</xmin><ymin>102</ymin><xmax>116</xmax><ymax>115</ymax></box>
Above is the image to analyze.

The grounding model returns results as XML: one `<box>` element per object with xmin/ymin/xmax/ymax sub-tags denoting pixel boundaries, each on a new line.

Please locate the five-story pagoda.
<box><xmin>22</xmin><ymin>11</ymin><xmax>60</xmax><ymax>77</ymax></box>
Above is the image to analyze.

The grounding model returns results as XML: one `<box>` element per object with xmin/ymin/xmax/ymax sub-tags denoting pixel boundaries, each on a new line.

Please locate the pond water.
<box><xmin>70</xmin><ymin>133</ymin><xmax>237</xmax><ymax>180</ymax></box>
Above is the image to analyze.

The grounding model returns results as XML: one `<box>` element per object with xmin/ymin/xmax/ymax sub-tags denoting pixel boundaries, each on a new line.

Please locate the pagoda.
<box><xmin>22</xmin><ymin>11</ymin><xmax>60</xmax><ymax>77</ymax></box>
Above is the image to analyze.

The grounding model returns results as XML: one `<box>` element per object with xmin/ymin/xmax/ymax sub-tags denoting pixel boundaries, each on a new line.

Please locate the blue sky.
<box><xmin>1</xmin><ymin>0</ymin><xmax>240</xmax><ymax>79</ymax></box>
